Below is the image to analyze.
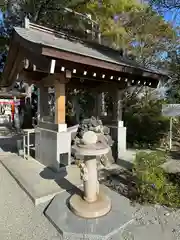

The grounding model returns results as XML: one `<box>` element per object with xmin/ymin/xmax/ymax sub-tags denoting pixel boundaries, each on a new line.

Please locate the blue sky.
<box><xmin>163</xmin><ymin>10</ymin><xmax>180</xmax><ymax>27</ymax></box>
<box><xmin>0</xmin><ymin>10</ymin><xmax>3</xmax><ymax>22</ymax></box>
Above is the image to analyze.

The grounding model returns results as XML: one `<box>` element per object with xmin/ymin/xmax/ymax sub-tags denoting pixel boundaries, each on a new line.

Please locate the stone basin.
<box><xmin>72</xmin><ymin>142</ymin><xmax>110</xmax><ymax>156</ymax></box>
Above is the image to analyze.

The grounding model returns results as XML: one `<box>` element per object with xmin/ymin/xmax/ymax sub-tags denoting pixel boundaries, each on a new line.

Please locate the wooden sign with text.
<box><xmin>162</xmin><ymin>104</ymin><xmax>180</xmax><ymax>117</ymax></box>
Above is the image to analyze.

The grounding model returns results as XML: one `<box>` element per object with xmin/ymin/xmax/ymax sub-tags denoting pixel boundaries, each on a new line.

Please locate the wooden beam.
<box><xmin>8</xmin><ymin>47</ymin><xmax>24</xmax><ymax>86</ymax></box>
<box><xmin>20</xmin><ymin>70</ymin><xmax>48</xmax><ymax>84</ymax></box>
<box><xmin>41</xmin><ymin>76</ymin><xmax>55</xmax><ymax>87</ymax></box>
<box><xmin>22</xmin><ymin>48</ymin><xmax>52</xmax><ymax>72</ymax></box>
<box><xmin>42</xmin><ymin>72</ymin><xmax>70</xmax><ymax>86</ymax></box>
<box><xmin>67</xmin><ymin>77</ymin><xmax>126</xmax><ymax>91</ymax></box>
<box><xmin>42</xmin><ymin>47</ymin><xmax>162</xmax><ymax>80</ymax></box>
<box><xmin>55</xmin><ymin>80</ymin><xmax>66</xmax><ymax>124</ymax></box>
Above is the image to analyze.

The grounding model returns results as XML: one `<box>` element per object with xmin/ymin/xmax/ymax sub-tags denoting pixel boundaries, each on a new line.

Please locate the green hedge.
<box><xmin>124</xmin><ymin>99</ymin><xmax>169</xmax><ymax>148</ymax></box>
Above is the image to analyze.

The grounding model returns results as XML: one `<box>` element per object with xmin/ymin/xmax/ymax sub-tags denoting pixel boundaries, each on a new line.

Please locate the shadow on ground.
<box><xmin>0</xmin><ymin>134</ymin><xmax>23</xmax><ymax>153</ymax></box>
<box><xmin>99</xmin><ymin>167</ymin><xmax>137</xmax><ymax>201</ymax></box>
<box><xmin>169</xmin><ymin>150</ymin><xmax>180</xmax><ymax>161</ymax></box>
<box><xmin>0</xmin><ymin>124</ymin><xmax>24</xmax><ymax>153</ymax></box>
<box><xmin>117</xmin><ymin>158</ymin><xmax>134</xmax><ymax>170</ymax></box>
<box><xmin>40</xmin><ymin>167</ymin><xmax>83</xmax><ymax>200</ymax></box>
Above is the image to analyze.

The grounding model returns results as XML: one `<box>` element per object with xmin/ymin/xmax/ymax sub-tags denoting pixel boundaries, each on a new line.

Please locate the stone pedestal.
<box><xmin>45</xmin><ymin>185</ymin><xmax>135</xmax><ymax>240</ymax></box>
<box><xmin>35</xmin><ymin>121</ymin><xmax>71</xmax><ymax>172</ymax></box>
<box><xmin>117</xmin><ymin>121</ymin><xmax>127</xmax><ymax>157</ymax></box>
<box><xmin>70</xmin><ymin>132</ymin><xmax>111</xmax><ymax>219</ymax></box>
<box><xmin>69</xmin><ymin>155</ymin><xmax>111</xmax><ymax>218</ymax></box>
<box><xmin>103</xmin><ymin>120</ymin><xmax>126</xmax><ymax>160</ymax></box>
<box><xmin>36</xmin><ymin>76</ymin><xmax>69</xmax><ymax>172</ymax></box>
<box><xmin>83</xmin><ymin>157</ymin><xmax>98</xmax><ymax>203</ymax></box>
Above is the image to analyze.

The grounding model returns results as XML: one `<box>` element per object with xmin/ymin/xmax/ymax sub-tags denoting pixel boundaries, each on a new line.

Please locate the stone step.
<box><xmin>0</xmin><ymin>154</ymin><xmax>82</xmax><ymax>205</ymax></box>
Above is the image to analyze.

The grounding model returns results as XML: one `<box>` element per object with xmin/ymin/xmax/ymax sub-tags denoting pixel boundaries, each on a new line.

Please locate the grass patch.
<box><xmin>133</xmin><ymin>151</ymin><xmax>180</xmax><ymax>208</ymax></box>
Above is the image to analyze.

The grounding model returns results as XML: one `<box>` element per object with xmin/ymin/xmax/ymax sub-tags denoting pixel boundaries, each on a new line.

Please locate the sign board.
<box><xmin>0</xmin><ymin>99</ymin><xmax>14</xmax><ymax>104</ymax></box>
<box><xmin>162</xmin><ymin>104</ymin><xmax>180</xmax><ymax>117</ymax></box>
<box><xmin>0</xmin><ymin>99</ymin><xmax>21</xmax><ymax>106</ymax></box>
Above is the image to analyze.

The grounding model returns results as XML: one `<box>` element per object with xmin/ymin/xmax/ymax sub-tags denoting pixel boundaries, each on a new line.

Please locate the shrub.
<box><xmin>124</xmin><ymin>98</ymin><xmax>169</xmax><ymax>148</ymax></box>
<box><xmin>133</xmin><ymin>151</ymin><xmax>180</xmax><ymax>207</ymax></box>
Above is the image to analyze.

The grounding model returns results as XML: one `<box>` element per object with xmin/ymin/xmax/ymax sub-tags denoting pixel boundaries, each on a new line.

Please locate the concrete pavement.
<box><xmin>0</xmin><ymin>162</ymin><xmax>60</xmax><ymax>240</ymax></box>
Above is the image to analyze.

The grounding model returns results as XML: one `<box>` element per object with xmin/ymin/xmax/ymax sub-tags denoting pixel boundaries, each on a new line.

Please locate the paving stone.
<box><xmin>0</xmin><ymin>154</ymin><xmax>82</xmax><ymax>205</ymax></box>
<box><xmin>45</xmin><ymin>186</ymin><xmax>136</xmax><ymax>240</ymax></box>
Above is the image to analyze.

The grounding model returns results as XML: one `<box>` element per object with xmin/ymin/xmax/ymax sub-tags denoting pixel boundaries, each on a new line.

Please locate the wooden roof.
<box><xmin>1</xmin><ymin>21</ymin><xmax>168</xmax><ymax>88</ymax></box>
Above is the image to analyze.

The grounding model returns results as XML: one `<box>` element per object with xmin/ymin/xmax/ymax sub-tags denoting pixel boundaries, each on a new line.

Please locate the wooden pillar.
<box><xmin>101</xmin><ymin>92</ymin><xmax>106</xmax><ymax>116</ymax></box>
<box><xmin>112</xmin><ymin>89</ymin><xmax>123</xmax><ymax>121</ymax></box>
<box><xmin>95</xmin><ymin>92</ymin><xmax>103</xmax><ymax>118</ymax></box>
<box><xmin>39</xmin><ymin>86</ymin><xmax>49</xmax><ymax>120</ymax></box>
<box><xmin>55</xmin><ymin>81</ymin><xmax>66</xmax><ymax>124</ymax></box>
<box><xmin>37</xmin><ymin>88</ymin><xmax>40</xmax><ymax>123</ymax></box>
<box><xmin>117</xmin><ymin>90</ymin><xmax>123</xmax><ymax>121</ymax></box>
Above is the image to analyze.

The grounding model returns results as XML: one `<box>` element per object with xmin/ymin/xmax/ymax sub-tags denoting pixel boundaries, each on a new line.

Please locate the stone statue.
<box><xmin>72</xmin><ymin>116</ymin><xmax>115</xmax><ymax>168</ymax></box>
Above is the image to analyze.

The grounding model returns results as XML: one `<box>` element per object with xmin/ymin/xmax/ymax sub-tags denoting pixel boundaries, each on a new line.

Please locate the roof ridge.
<box><xmin>29</xmin><ymin>22</ymin><xmax>82</xmax><ymax>42</ymax></box>
<box><xmin>27</xmin><ymin>20</ymin><xmax>124</xmax><ymax>57</ymax></box>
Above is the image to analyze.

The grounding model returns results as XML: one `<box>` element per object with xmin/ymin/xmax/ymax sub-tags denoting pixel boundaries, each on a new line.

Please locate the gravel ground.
<box><xmin>0</xmin><ymin>163</ymin><xmax>61</xmax><ymax>240</ymax></box>
<box><xmin>121</xmin><ymin>204</ymin><xmax>180</xmax><ymax>240</ymax></box>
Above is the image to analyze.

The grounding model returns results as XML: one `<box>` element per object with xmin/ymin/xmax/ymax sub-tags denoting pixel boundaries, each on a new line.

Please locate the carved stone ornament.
<box><xmin>79</xmin><ymin>163</ymin><xmax>88</xmax><ymax>182</ymax></box>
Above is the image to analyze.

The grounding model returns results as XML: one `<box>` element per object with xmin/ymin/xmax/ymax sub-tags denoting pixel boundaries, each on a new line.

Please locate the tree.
<box><xmin>2</xmin><ymin>0</ymin><xmax>91</xmax><ymax>34</ymax></box>
<box><xmin>0</xmin><ymin>0</ymin><xmax>91</xmax><ymax>76</ymax></box>
<box><xmin>125</xmin><ymin>7</ymin><xmax>176</xmax><ymax>67</ymax></box>
<box><xmin>0</xmin><ymin>7</ymin><xmax>10</xmax><ymax>74</ymax></box>
<box><xmin>77</xmin><ymin>1</ymin><xmax>176</xmax><ymax>68</ymax></box>
<box><xmin>165</xmin><ymin>48</ymin><xmax>180</xmax><ymax>103</ymax></box>
<box><xmin>1</xmin><ymin>0</ymin><xmax>176</xmax><ymax>66</ymax></box>
<box><xmin>80</xmin><ymin>0</ymin><xmax>144</xmax><ymax>48</ymax></box>
<box><xmin>149</xmin><ymin>0</ymin><xmax>180</xmax><ymax>31</ymax></box>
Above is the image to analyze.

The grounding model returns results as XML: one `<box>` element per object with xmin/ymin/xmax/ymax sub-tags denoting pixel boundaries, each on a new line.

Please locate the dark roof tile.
<box><xmin>14</xmin><ymin>26</ymin><xmax>167</xmax><ymax>77</ymax></box>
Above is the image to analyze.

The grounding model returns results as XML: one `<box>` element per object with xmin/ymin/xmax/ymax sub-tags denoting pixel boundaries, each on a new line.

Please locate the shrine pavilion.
<box><xmin>1</xmin><ymin>19</ymin><xmax>168</xmax><ymax>171</ymax></box>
